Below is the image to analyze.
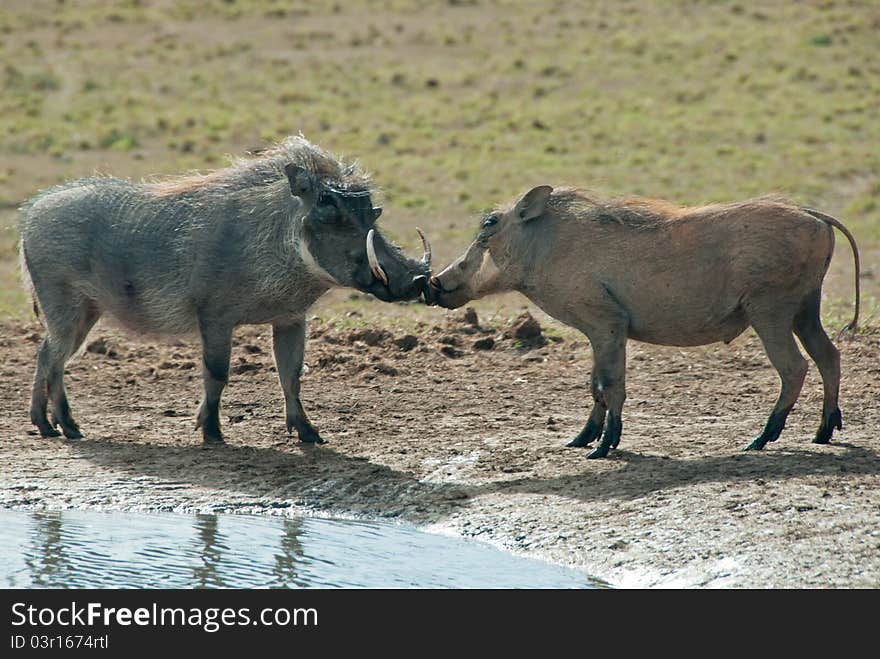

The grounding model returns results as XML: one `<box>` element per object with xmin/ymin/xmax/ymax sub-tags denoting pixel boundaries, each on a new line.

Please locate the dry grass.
<box><xmin>1</xmin><ymin>0</ymin><xmax>878</xmax><ymax>328</ymax></box>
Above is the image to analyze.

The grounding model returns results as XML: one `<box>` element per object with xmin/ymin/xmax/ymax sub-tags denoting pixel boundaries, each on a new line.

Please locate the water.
<box><xmin>0</xmin><ymin>509</ymin><xmax>598</xmax><ymax>588</ymax></box>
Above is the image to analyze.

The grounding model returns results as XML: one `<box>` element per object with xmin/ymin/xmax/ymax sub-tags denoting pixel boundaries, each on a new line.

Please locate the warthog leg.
<box><xmin>744</xmin><ymin>307</ymin><xmax>808</xmax><ymax>451</ymax></box>
<box><xmin>195</xmin><ymin>322</ymin><xmax>232</xmax><ymax>445</ymax></box>
<box><xmin>273</xmin><ymin>320</ymin><xmax>324</xmax><ymax>444</ymax></box>
<box><xmin>588</xmin><ymin>411</ymin><xmax>623</xmax><ymax>459</ymax></box>
<box><xmin>31</xmin><ymin>340</ymin><xmax>62</xmax><ymax>438</ymax></box>
<box><xmin>30</xmin><ymin>293</ymin><xmax>100</xmax><ymax>439</ymax></box>
<box><xmin>794</xmin><ymin>289</ymin><xmax>843</xmax><ymax>444</ymax></box>
<box><xmin>584</xmin><ymin>327</ymin><xmax>627</xmax><ymax>460</ymax></box>
<box><xmin>567</xmin><ymin>368</ymin><xmax>607</xmax><ymax>447</ymax></box>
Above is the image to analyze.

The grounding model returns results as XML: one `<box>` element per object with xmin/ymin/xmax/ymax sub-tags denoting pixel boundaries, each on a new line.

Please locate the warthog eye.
<box><xmin>482</xmin><ymin>216</ymin><xmax>498</xmax><ymax>229</ymax></box>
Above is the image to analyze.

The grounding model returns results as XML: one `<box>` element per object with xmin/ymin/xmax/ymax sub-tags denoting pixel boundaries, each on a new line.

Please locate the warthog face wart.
<box><xmin>286</xmin><ymin>164</ymin><xmax>431</xmax><ymax>303</ymax></box>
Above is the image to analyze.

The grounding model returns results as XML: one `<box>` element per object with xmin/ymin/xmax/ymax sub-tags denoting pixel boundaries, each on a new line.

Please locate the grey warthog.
<box><xmin>425</xmin><ymin>187</ymin><xmax>860</xmax><ymax>459</ymax></box>
<box><xmin>20</xmin><ymin>136</ymin><xmax>431</xmax><ymax>444</ymax></box>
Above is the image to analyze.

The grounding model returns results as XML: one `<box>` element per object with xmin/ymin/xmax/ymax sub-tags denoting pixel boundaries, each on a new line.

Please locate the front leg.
<box><xmin>567</xmin><ymin>370</ymin><xmax>607</xmax><ymax>447</ymax></box>
<box><xmin>195</xmin><ymin>322</ymin><xmax>233</xmax><ymax>445</ymax></box>
<box><xmin>584</xmin><ymin>326</ymin><xmax>628</xmax><ymax>460</ymax></box>
<box><xmin>273</xmin><ymin>320</ymin><xmax>324</xmax><ymax>444</ymax></box>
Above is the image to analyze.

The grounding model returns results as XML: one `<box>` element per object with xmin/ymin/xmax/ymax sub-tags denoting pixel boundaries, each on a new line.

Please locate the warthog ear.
<box><xmin>284</xmin><ymin>164</ymin><xmax>314</xmax><ymax>199</ymax></box>
<box><xmin>515</xmin><ymin>185</ymin><xmax>553</xmax><ymax>222</ymax></box>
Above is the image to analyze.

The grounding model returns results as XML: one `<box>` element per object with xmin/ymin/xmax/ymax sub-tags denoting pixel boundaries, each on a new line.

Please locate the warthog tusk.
<box><xmin>366</xmin><ymin>229</ymin><xmax>389</xmax><ymax>286</ymax></box>
<box><xmin>416</xmin><ymin>227</ymin><xmax>432</xmax><ymax>266</ymax></box>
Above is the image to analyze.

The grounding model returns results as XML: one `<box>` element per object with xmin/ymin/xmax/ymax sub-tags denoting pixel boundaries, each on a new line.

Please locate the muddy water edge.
<box><xmin>1</xmin><ymin>316</ymin><xmax>879</xmax><ymax>588</ymax></box>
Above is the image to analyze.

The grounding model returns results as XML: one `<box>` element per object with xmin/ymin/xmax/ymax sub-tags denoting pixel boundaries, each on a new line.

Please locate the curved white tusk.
<box><xmin>416</xmin><ymin>227</ymin><xmax>432</xmax><ymax>266</ymax></box>
<box><xmin>366</xmin><ymin>229</ymin><xmax>389</xmax><ymax>286</ymax></box>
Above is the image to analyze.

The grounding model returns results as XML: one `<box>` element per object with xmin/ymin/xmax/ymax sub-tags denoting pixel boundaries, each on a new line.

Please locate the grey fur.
<box><xmin>20</xmin><ymin>135</ymin><xmax>428</xmax><ymax>444</ymax></box>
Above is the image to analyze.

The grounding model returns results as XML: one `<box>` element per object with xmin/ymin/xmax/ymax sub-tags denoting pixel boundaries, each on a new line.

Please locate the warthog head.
<box><xmin>285</xmin><ymin>163</ymin><xmax>432</xmax><ymax>302</ymax></box>
<box><xmin>424</xmin><ymin>185</ymin><xmax>553</xmax><ymax>308</ymax></box>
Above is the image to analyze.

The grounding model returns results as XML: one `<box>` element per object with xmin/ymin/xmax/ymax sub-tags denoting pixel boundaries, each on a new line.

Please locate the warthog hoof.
<box><xmin>745</xmin><ymin>410</ymin><xmax>788</xmax><ymax>451</ymax></box>
<box><xmin>586</xmin><ymin>446</ymin><xmax>610</xmax><ymax>459</ymax></box>
<box><xmin>297</xmin><ymin>428</ymin><xmax>326</xmax><ymax>444</ymax></box>
<box><xmin>288</xmin><ymin>417</ymin><xmax>326</xmax><ymax>444</ymax></box>
<box><xmin>567</xmin><ymin>418</ymin><xmax>602</xmax><ymax>448</ymax></box>
<box><xmin>32</xmin><ymin>413</ymin><xmax>62</xmax><ymax>438</ymax></box>
<box><xmin>586</xmin><ymin>415</ymin><xmax>621</xmax><ymax>459</ymax></box>
<box><xmin>52</xmin><ymin>414</ymin><xmax>83</xmax><ymax>439</ymax></box>
<box><xmin>202</xmin><ymin>433</ymin><xmax>225</xmax><ymax>446</ymax></box>
<box><xmin>813</xmin><ymin>408</ymin><xmax>842</xmax><ymax>445</ymax></box>
<box><xmin>195</xmin><ymin>406</ymin><xmax>224</xmax><ymax>445</ymax></box>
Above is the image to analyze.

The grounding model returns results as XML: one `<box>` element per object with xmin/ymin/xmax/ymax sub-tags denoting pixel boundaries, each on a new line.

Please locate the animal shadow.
<box><xmin>484</xmin><ymin>441</ymin><xmax>880</xmax><ymax>502</ymax></box>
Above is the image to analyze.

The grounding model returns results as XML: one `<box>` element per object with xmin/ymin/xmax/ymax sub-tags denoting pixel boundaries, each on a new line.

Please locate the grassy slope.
<box><xmin>1</xmin><ymin>0</ymin><xmax>878</xmax><ymax>327</ymax></box>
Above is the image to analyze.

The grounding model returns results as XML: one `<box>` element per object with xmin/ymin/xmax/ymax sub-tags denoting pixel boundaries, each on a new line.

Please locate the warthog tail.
<box><xmin>801</xmin><ymin>207</ymin><xmax>860</xmax><ymax>334</ymax></box>
<box><xmin>18</xmin><ymin>238</ymin><xmax>41</xmax><ymax>322</ymax></box>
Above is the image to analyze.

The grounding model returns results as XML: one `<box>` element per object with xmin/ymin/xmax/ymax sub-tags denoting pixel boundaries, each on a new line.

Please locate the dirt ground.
<box><xmin>1</xmin><ymin>309</ymin><xmax>878</xmax><ymax>589</ymax></box>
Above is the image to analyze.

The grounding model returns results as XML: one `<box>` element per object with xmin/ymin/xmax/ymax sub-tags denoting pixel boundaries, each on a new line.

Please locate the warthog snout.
<box><xmin>289</xmin><ymin>164</ymin><xmax>434</xmax><ymax>304</ymax></box>
<box><xmin>422</xmin><ymin>273</ymin><xmax>459</xmax><ymax>307</ymax></box>
<box><xmin>357</xmin><ymin>227</ymin><xmax>432</xmax><ymax>302</ymax></box>
<box><xmin>422</xmin><ymin>239</ymin><xmax>490</xmax><ymax>309</ymax></box>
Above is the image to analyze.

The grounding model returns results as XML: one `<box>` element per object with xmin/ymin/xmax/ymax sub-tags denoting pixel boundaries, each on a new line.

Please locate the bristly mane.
<box><xmin>541</xmin><ymin>187</ymin><xmax>795</xmax><ymax>230</ymax></box>
<box><xmin>148</xmin><ymin>135</ymin><xmax>372</xmax><ymax>198</ymax></box>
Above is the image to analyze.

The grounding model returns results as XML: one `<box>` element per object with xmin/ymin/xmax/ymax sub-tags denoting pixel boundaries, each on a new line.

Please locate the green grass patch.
<box><xmin>0</xmin><ymin>0</ymin><xmax>877</xmax><ymax>322</ymax></box>
<box><xmin>0</xmin><ymin>220</ymin><xmax>27</xmax><ymax>319</ymax></box>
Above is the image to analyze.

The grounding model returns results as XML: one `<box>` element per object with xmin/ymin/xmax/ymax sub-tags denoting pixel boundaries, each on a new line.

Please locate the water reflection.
<box><xmin>192</xmin><ymin>514</ymin><xmax>228</xmax><ymax>588</ymax></box>
<box><xmin>272</xmin><ymin>517</ymin><xmax>306</xmax><ymax>588</ymax></box>
<box><xmin>23</xmin><ymin>511</ymin><xmax>71</xmax><ymax>588</ymax></box>
<box><xmin>0</xmin><ymin>509</ymin><xmax>598</xmax><ymax>588</ymax></box>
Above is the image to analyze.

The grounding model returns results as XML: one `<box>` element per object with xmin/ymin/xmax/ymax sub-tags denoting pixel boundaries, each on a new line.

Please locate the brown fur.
<box><xmin>149</xmin><ymin>170</ymin><xmax>230</xmax><ymax>197</ymax></box>
<box><xmin>503</xmin><ymin>187</ymin><xmax>797</xmax><ymax>231</ymax></box>
<box><xmin>148</xmin><ymin>137</ymin><xmax>371</xmax><ymax>198</ymax></box>
<box><xmin>431</xmin><ymin>186</ymin><xmax>860</xmax><ymax>458</ymax></box>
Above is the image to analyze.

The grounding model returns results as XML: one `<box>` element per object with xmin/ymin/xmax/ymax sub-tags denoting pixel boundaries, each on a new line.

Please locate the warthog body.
<box><xmin>426</xmin><ymin>187</ymin><xmax>860</xmax><ymax>458</ymax></box>
<box><xmin>20</xmin><ymin>136</ymin><xmax>430</xmax><ymax>444</ymax></box>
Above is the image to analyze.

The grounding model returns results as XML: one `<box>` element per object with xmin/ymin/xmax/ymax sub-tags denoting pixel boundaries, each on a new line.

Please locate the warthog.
<box><xmin>425</xmin><ymin>187</ymin><xmax>860</xmax><ymax>458</ymax></box>
<box><xmin>20</xmin><ymin>136</ymin><xmax>431</xmax><ymax>444</ymax></box>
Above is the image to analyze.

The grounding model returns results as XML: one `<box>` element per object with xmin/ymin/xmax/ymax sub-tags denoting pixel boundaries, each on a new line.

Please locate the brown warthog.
<box><xmin>20</xmin><ymin>136</ymin><xmax>431</xmax><ymax>445</ymax></box>
<box><xmin>424</xmin><ymin>187</ymin><xmax>860</xmax><ymax>458</ymax></box>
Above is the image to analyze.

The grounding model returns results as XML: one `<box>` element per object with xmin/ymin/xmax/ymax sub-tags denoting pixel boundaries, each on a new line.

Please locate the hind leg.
<box><xmin>30</xmin><ymin>340</ymin><xmax>59</xmax><ymax>437</ymax></box>
<box><xmin>744</xmin><ymin>307</ymin><xmax>808</xmax><ymax>451</ymax></box>
<box><xmin>30</xmin><ymin>297</ymin><xmax>100</xmax><ymax>439</ymax></box>
<box><xmin>794</xmin><ymin>290</ymin><xmax>842</xmax><ymax>444</ymax></box>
